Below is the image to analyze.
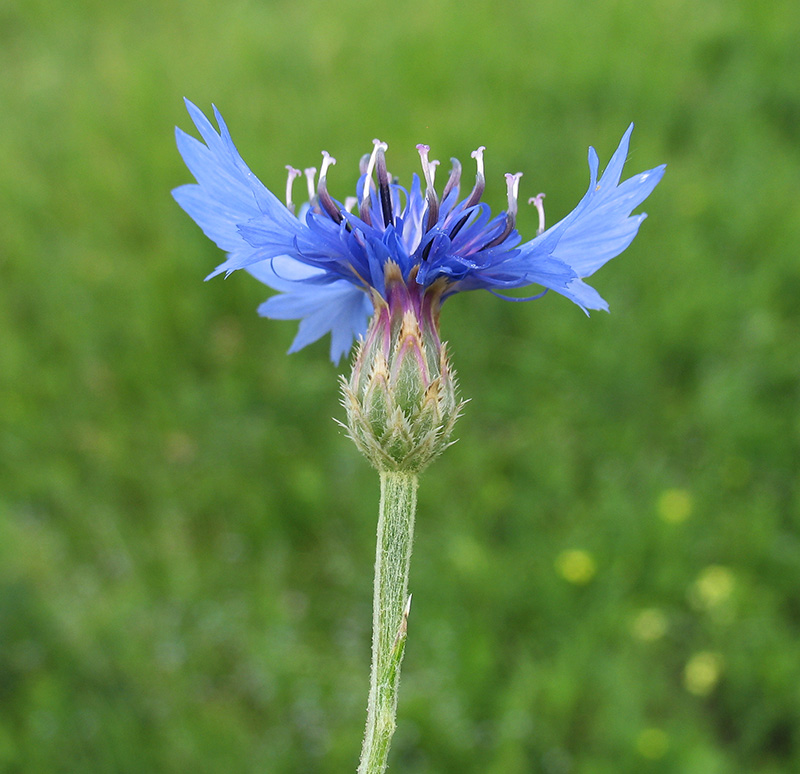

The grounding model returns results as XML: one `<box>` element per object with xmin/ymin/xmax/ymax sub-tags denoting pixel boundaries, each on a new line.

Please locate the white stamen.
<box><xmin>429</xmin><ymin>159</ymin><xmax>440</xmax><ymax>188</ymax></box>
<box><xmin>504</xmin><ymin>172</ymin><xmax>522</xmax><ymax>216</ymax></box>
<box><xmin>319</xmin><ymin>150</ymin><xmax>337</xmax><ymax>180</ymax></box>
<box><xmin>363</xmin><ymin>139</ymin><xmax>388</xmax><ymax>198</ymax></box>
<box><xmin>416</xmin><ymin>144</ymin><xmax>437</xmax><ymax>192</ymax></box>
<box><xmin>343</xmin><ymin>196</ymin><xmax>358</xmax><ymax>213</ymax></box>
<box><xmin>304</xmin><ymin>167</ymin><xmax>317</xmax><ymax>201</ymax></box>
<box><xmin>284</xmin><ymin>165</ymin><xmax>301</xmax><ymax>211</ymax></box>
<box><xmin>471</xmin><ymin>146</ymin><xmax>486</xmax><ymax>178</ymax></box>
<box><xmin>528</xmin><ymin>193</ymin><xmax>546</xmax><ymax>235</ymax></box>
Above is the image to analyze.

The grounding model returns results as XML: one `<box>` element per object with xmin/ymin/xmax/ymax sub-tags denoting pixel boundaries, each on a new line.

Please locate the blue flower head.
<box><xmin>173</xmin><ymin>100</ymin><xmax>665</xmax><ymax>365</ymax></box>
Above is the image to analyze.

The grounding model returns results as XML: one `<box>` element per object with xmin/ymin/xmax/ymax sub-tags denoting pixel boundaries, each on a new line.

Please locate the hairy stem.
<box><xmin>357</xmin><ymin>471</ymin><xmax>418</xmax><ymax>774</ymax></box>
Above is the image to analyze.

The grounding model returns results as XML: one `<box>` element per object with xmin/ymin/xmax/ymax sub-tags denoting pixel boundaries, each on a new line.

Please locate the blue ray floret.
<box><xmin>173</xmin><ymin>100</ymin><xmax>665</xmax><ymax>363</ymax></box>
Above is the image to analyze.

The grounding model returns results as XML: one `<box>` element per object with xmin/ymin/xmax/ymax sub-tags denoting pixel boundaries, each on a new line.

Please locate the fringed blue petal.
<box><xmin>248</xmin><ymin>257</ymin><xmax>371</xmax><ymax>364</ymax></box>
<box><xmin>173</xmin><ymin>100</ymin><xmax>306</xmax><ymax>280</ymax></box>
<box><xmin>511</xmin><ymin>124</ymin><xmax>665</xmax><ymax>311</ymax></box>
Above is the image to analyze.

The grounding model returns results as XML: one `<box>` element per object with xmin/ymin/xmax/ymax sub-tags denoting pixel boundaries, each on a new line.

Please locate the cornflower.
<box><xmin>173</xmin><ymin>100</ymin><xmax>664</xmax><ymax>774</ymax></box>
<box><xmin>173</xmin><ymin>100</ymin><xmax>664</xmax><ymax>365</ymax></box>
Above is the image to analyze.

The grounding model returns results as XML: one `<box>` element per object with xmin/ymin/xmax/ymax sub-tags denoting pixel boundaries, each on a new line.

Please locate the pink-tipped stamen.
<box><xmin>528</xmin><ymin>193</ymin><xmax>546</xmax><ymax>235</ymax></box>
<box><xmin>504</xmin><ymin>172</ymin><xmax>523</xmax><ymax>217</ymax></box>
<box><xmin>416</xmin><ymin>144</ymin><xmax>437</xmax><ymax>192</ymax></box>
<box><xmin>441</xmin><ymin>157</ymin><xmax>462</xmax><ymax>203</ymax></box>
<box><xmin>360</xmin><ymin>139</ymin><xmax>388</xmax><ymax>224</ymax></box>
<box><xmin>284</xmin><ymin>165</ymin><xmax>301</xmax><ymax>213</ymax></box>
<box><xmin>471</xmin><ymin>146</ymin><xmax>486</xmax><ymax>178</ymax></box>
<box><xmin>319</xmin><ymin>150</ymin><xmax>337</xmax><ymax>180</ymax></box>
<box><xmin>416</xmin><ymin>144</ymin><xmax>441</xmax><ymax>232</ymax></box>
<box><xmin>317</xmin><ymin>151</ymin><xmax>343</xmax><ymax>224</ymax></box>
<box><xmin>304</xmin><ymin>167</ymin><xmax>317</xmax><ymax>202</ymax></box>
<box><xmin>462</xmin><ymin>146</ymin><xmax>486</xmax><ymax>209</ymax></box>
<box><xmin>429</xmin><ymin>159</ymin><xmax>440</xmax><ymax>187</ymax></box>
<box><xmin>479</xmin><ymin>171</ymin><xmax>522</xmax><ymax>251</ymax></box>
<box><xmin>363</xmin><ymin>139</ymin><xmax>387</xmax><ymax>197</ymax></box>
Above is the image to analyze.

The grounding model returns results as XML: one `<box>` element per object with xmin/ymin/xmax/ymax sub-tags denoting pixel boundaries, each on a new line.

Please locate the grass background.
<box><xmin>2</xmin><ymin>0</ymin><xmax>799</xmax><ymax>771</ymax></box>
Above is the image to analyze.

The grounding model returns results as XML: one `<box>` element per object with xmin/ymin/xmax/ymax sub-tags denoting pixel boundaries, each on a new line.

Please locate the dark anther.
<box><xmin>375</xmin><ymin>146</ymin><xmax>394</xmax><ymax>228</ymax></box>
<box><xmin>479</xmin><ymin>214</ymin><xmax>514</xmax><ymax>251</ymax></box>
<box><xmin>425</xmin><ymin>190</ymin><xmax>439</xmax><ymax>233</ymax></box>
<box><xmin>317</xmin><ymin>152</ymin><xmax>343</xmax><ymax>224</ymax></box>
<box><xmin>421</xmin><ymin>237</ymin><xmax>434</xmax><ymax>262</ymax></box>
<box><xmin>359</xmin><ymin>196</ymin><xmax>372</xmax><ymax>226</ymax></box>
<box><xmin>449</xmin><ymin>213</ymin><xmax>470</xmax><ymax>240</ymax></box>
<box><xmin>317</xmin><ymin>178</ymin><xmax>343</xmax><ymax>224</ymax></box>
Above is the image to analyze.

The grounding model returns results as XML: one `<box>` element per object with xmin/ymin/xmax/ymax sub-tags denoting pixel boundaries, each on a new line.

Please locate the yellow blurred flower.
<box><xmin>631</xmin><ymin>608</ymin><xmax>668</xmax><ymax>641</ymax></box>
<box><xmin>636</xmin><ymin>727</ymin><xmax>669</xmax><ymax>759</ymax></box>
<box><xmin>555</xmin><ymin>549</ymin><xmax>597</xmax><ymax>585</ymax></box>
<box><xmin>684</xmin><ymin>651</ymin><xmax>723</xmax><ymax>696</ymax></box>
<box><xmin>657</xmin><ymin>488</ymin><xmax>693</xmax><ymax>523</ymax></box>
<box><xmin>690</xmin><ymin>565</ymin><xmax>735</xmax><ymax>610</ymax></box>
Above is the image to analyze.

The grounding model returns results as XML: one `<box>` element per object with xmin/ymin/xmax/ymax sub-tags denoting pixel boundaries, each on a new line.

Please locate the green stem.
<box><xmin>357</xmin><ymin>471</ymin><xmax>419</xmax><ymax>774</ymax></box>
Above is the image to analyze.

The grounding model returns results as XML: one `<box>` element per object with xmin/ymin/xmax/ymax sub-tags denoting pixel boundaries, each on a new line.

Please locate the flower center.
<box><xmin>283</xmin><ymin>140</ymin><xmax>533</xmax><ymax>288</ymax></box>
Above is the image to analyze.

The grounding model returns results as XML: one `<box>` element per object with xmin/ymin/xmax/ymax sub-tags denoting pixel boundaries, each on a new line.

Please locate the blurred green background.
<box><xmin>2</xmin><ymin>0</ymin><xmax>799</xmax><ymax>771</ymax></box>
